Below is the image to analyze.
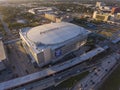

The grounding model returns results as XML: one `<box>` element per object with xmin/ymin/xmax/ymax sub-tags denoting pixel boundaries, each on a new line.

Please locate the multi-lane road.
<box><xmin>15</xmin><ymin>62</ymin><xmax>94</xmax><ymax>90</ymax></box>
<box><xmin>0</xmin><ymin>47</ymin><xmax>105</xmax><ymax>90</ymax></box>
<box><xmin>0</xmin><ymin>14</ymin><xmax>11</xmax><ymax>36</ymax></box>
<box><xmin>72</xmin><ymin>53</ymin><xmax>120</xmax><ymax>90</ymax></box>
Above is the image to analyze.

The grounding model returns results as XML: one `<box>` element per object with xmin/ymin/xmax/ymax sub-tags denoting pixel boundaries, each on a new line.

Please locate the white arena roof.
<box><xmin>26</xmin><ymin>22</ymin><xmax>89</xmax><ymax>45</ymax></box>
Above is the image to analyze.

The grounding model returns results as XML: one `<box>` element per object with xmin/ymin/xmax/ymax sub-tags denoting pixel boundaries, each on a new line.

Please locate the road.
<box><xmin>7</xmin><ymin>42</ymin><xmax>39</xmax><ymax>77</ymax></box>
<box><xmin>72</xmin><ymin>53</ymin><xmax>120</xmax><ymax>90</ymax></box>
<box><xmin>8</xmin><ymin>44</ymin><xmax>27</xmax><ymax>76</ymax></box>
<box><xmin>0</xmin><ymin>47</ymin><xmax>105</xmax><ymax>90</ymax></box>
<box><xmin>0</xmin><ymin>14</ymin><xmax>12</xmax><ymax>36</ymax></box>
<box><xmin>15</xmin><ymin>77</ymin><xmax>55</xmax><ymax>90</ymax></box>
<box><xmin>54</xmin><ymin>62</ymin><xmax>99</xmax><ymax>86</ymax></box>
<box><xmin>15</xmin><ymin>62</ymin><xmax>91</xmax><ymax>90</ymax></box>
<box><xmin>4</xmin><ymin>38</ymin><xmax>21</xmax><ymax>44</ymax></box>
<box><xmin>14</xmin><ymin>61</ymin><xmax>101</xmax><ymax>90</ymax></box>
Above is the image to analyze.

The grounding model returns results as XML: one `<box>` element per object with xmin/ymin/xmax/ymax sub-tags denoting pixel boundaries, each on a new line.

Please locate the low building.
<box><xmin>93</xmin><ymin>11</ymin><xmax>110</xmax><ymax>21</ymax></box>
<box><xmin>0</xmin><ymin>40</ymin><xmax>7</xmax><ymax>71</ymax></box>
<box><xmin>96</xmin><ymin>2</ymin><xmax>105</xmax><ymax>8</ymax></box>
<box><xmin>111</xmin><ymin>7</ymin><xmax>120</xmax><ymax>14</ymax></box>
<box><xmin>110</xmin><ymin>13</ymin><xmax>120</xmax><ymax>21</ymax></box>
<box><xmin>116</xmin><ymin>13</ymin><xmax>120</xmax><ymax>19</ymax></box>
<box><xmin>99</xmin><ymin>6</ymin><xmax>112</xmax><ymax>11</ymax></box>
<box><xmin>45</xmin><ymin>13</ymin><xmax>61</xmax><ymax>22</ymax></box>
<box><xmin>28</xmin><ymin>7</ymin><xmax>55</xmax><ymax>15</ymax></box>
<box><xmin>20</xmin><ymin>22</ymin><xmax>91</xmax><ymax>67</ymax></box>
<box><xmin>44</xmin><ymin>12</ymin><xmax>73</xmax><ymax>23</ymax></box>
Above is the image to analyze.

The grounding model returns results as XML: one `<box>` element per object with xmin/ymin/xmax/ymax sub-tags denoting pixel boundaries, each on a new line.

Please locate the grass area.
<box><xmin>98</xmin><ymin>24</ymin><xmax>120</xmax><ymax>39</ymax></box>
<box><xmin>56</xmin><ymin>71</ymin><xmax>89</xmax><ymax>88</ymax></box>
<box><xmin>100</xmin><ymin>31</ymin><xmax>112</xmax><ymax>37</ymax></box>
<box><xmin>99</xmin><ymin>64</ymin><xmax>120</xmax><ymax>90</ymax></box>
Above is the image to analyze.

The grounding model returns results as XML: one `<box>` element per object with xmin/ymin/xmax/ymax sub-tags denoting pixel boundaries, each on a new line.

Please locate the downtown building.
<box><xmin>0</xmin><ymin>38</ymin><xmax>7</xmax><ymax>71</ymax></box>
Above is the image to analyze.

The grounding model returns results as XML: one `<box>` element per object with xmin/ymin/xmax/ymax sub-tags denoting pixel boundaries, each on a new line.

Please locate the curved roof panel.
<box><xmin>26</xmin><ymin>22</ymin><xmax>86</xmax><ymax>45</ymax></box>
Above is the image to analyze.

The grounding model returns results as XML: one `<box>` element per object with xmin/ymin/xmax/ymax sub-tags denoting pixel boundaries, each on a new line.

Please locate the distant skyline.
<box><xmin>1</xmin><ymin>0</ymin><xmax>120</xmax><ymax>3</ymax></box>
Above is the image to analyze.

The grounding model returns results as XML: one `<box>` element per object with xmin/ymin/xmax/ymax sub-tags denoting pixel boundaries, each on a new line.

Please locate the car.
<box><xmin>77</xmin><ymin>70</ymin><xmax>80</xmax><ymax>73</ymax></box>
<box><xmin>58</xmin><ymin>76</ymin><xmax>62</xmax><ymax>79</ymax></box>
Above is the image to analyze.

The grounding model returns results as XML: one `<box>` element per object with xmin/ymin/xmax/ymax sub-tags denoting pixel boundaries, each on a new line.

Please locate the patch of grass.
<box><xmin>99</xmin><ymin>65</ymin><xmax>120</xmax><ymax>90</ymax></box>
<box><xmin>56</xmin><ymin>71</ymin><xmax>89</xmax><ymax>88</ymax></box>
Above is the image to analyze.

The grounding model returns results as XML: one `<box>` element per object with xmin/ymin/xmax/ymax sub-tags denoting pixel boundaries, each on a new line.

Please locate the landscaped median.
<box><xmin>55</xmin><ymin>71</ymin><xmax>89</xmax><ymax>89</ymax></box>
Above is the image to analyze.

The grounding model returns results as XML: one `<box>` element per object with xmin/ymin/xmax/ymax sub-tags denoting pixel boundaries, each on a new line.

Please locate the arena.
<box><xmin>19</xmin><ymin>22</ymin><xmax>91</xmax><ymax>67</ymax></box>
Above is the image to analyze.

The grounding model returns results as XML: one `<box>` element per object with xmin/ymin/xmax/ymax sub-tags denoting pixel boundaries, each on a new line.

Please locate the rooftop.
<box><xmin>26</xmin><ymin>22</ymin><xmax>87</xmax><ymax>45</ymax></box>
<box><xmin>20</xmin><ymin>22</ymin><xmax>90</xmax><ymax>53</ymax></box>
<box><xmin>28</xmin><ymin>7</ymin><xmax>54</xmax><ymax>14</ymax></box>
